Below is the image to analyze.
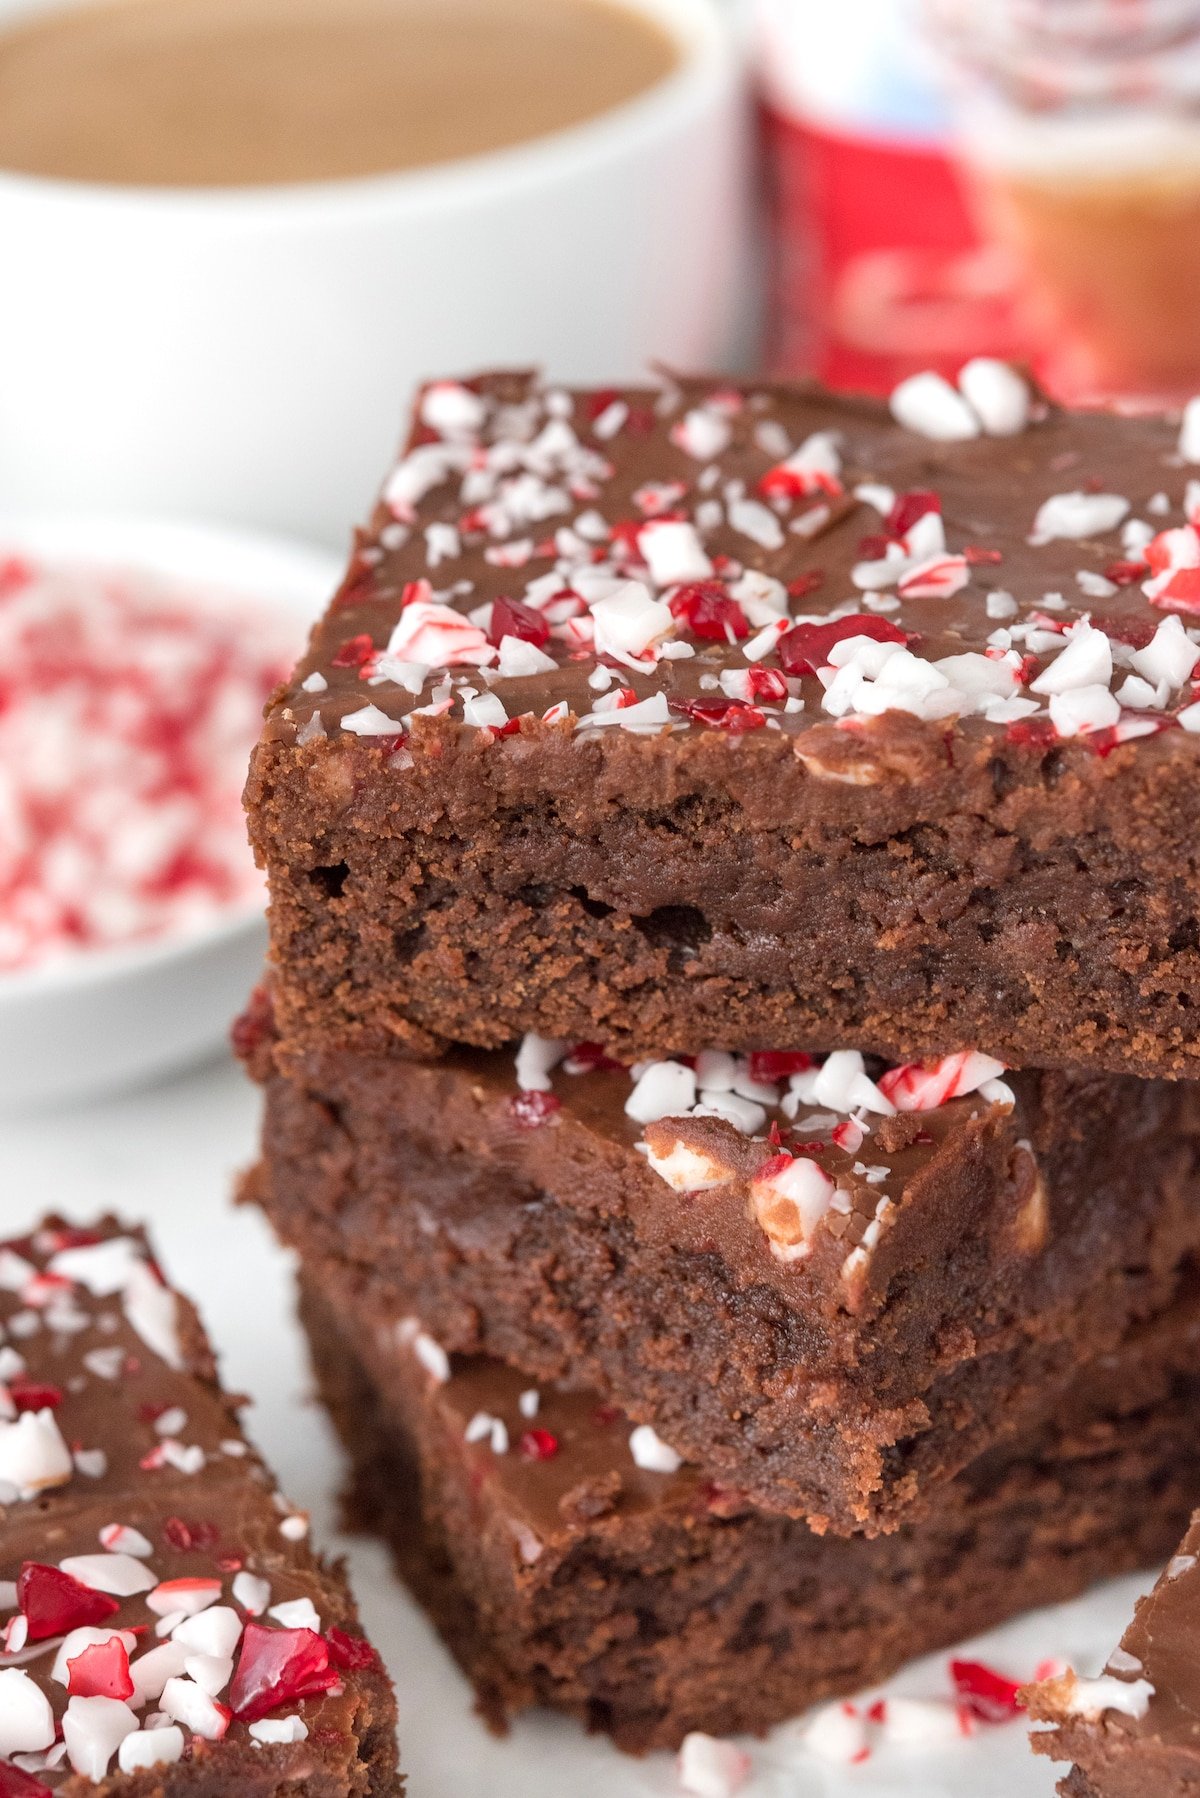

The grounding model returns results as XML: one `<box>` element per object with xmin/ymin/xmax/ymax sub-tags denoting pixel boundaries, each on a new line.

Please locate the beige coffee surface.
<box><xmin>0</xmin><ymin>0</ymin><xmax>678</xmax><ymax>187</ymax></box>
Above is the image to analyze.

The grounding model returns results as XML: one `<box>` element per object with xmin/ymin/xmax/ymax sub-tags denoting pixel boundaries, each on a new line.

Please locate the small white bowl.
<box><xmin>0</xmin><ymin>513</ymin><xmax>341</xmax><ymax>1110</ymax></box>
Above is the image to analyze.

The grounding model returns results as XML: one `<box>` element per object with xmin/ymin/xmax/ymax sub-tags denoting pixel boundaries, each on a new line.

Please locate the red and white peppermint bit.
<box><xmin>750</xmin><ymin>1155</ymin><xmax>837</xmax><ymax>1263</ymax></box>
<box><xmin>385</xmin><ymin>598</ymin><xmax>493</xmax><ymax>668</ymax></box>
<box><xmin>879</xmin><ymin>1052</ymin><xmax>1007</xmax><ymax>1112</ymax></box>
<box><xmin>796</xmin><ymin>1700</ymin><xmax>871</xmax><ymax>1764</ymax></box>
<box><xmin>0</xmin><ymin>557</ymin><xmax>292</xmax><ymax>974</ymax></box>
<box><xmin>897</xmin><ymin>554</ymin><xmax>969</xmax><ymax>600</ymax></box>
<box><xmin>676</xmin><ymin>1732</ymin><xmax>751</xmax><ymax>1797</ymax></box>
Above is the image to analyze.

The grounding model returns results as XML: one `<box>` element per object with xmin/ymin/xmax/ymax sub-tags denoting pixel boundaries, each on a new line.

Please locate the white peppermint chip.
<box><xmin>128</xmin><ymin>1641</ymin><xmax>190</xmax><ymax>1706</ymax></box>
<box><xmin>100</xmin><ymin>1525</ymin><xmax>153</xmax><ymax>1558</ymax></box>
<box><xmin>172</xmin><ymin>1606</ymin><xmax>243</xmax><ymax>1662</ymax></box>
<box><xmin>340</xmin><ymin>703</ymin><xmax>402</xmax><ymax>738</ymax></box>
<box><xmin>412</xmin><ymin>1332</ymin><xmax>450</xmax><ymax>1384</ymax></box>
<box><xmin>62</xmin><ymin>1695</ymin><xmax>138</xmax><ymax>1778</ymax></box>
<box><xmin>268</xmin><ymin>1598</ymin><xmax>321</xmax><ymax>1633</ymax></box>
<box><xmin>419</xmin><ymin>380</ymin><xmax>486</xmax><ymax>438</ymax></box>
<box><xmin>1131</xmin><ymin>614</ymin><xmax>1200</xmax><ymax>689</ymax></box>
<box><xmin>60</xmin><ymin>1553</ymin><xmax>155</xmax><ymax>1597</ymax></box>
<box><xmin>590</xmin><ymin>582</ymin><xmax>675</xmax><ymax>658</ymax></box>
<box><xmin>639</xmin><ymin>520</ymin><xmax>713</xmax><ymax>586</ymax></box>
<box><xmin>677</xmin><ymin>1731</ymin><xmax>750</xmax><ymax>1797</ymax></box>
<box><xmin>625</xmin><ymin>1061</ymin><xmax>697</xmax><ymax>1125</ymax></box>
<box><xmin>0</xmin><ymin>1409</ymin><xmax>73</xmax><ymax>1498</ymax></box>
<box><xmin>122</xmin><ymin>1260</ymin><xmax>183</xmax><ymax>1370</ymax></box>
<box><xmin>1031</xmin><ymin>492</ymin><xmax>1129</xmax><ymax>543</ymax></box>
<box><xmin>693</xmin><ymin>1092</ymin><xmax>767</xmax><ymax>1135</ymax></box>
<box><xmin>0</xmin><ymin>1669</ymin><xmax>56</xmax><ymax>1756</ymax></box>
<box><xmin>47</xmin><ymin>1237</ymin><xmax>143</xmax><ymax>1295</ymax></box>
<box><xmin>750</xmin><ymin>1157</ymin><xmax>837</xmax><ymax>1262</ymax></box>
<box><xmin>249</xmin><ymin>1715</ymin><xmax>310</xmax><ymax>1745</ymax></box>
<box><xmin>811</xmin><ymin>1049</ymin><xmax>895</xmax><ymax>1116</ymax></box>
<box><xmin>1049</xmin><ymin>684</ymin><xmax>1121</xmax><ymax>737</ymax></box>
<box><xmin>643</xmin><ymin>1141</ymin><xmax>733</xmax><ymax>1193</ymax></box>
<box><xmin>118</xmin><ymin>1725</ymin><xmax>185</xmax><ymax>1774</ymax></box>
<box><xmin>232</xmin><ymin>1572</ymin><xmax>271</xmax><ymax>1617</ymax></box>
<box><xmin>629</xmin><ymin>1424</ymin><xmax>682</xmax><ymax>1474</ymax></box>
<box><xmin>1178</xmin><ymin>700</ymin><xmax>1200</xmax><ymax>732</ymax></box>
<box><xmin>795</xmin><ymin>1700</ymin><xmax>869</xmax><ymax>1764</ymax></box>
<box><xmin>515</xmin><ymin>1033</ymin><xmax>565</xmax><ymax>1093</ymax></box>
<box><xmin>518</xmin><ymin>1390</ymin><xmax>540</xmax><ymax>1419</ymax></box>
<box><xmin>727</xmin><ymin>498</ymin><xmax>785</xmax><ymax>550</ymax></box>
<box><xmin>672</xmin><ymin>408</ymin><xmax>732</xmax><ymax>462</ymax></box>
<box><xmin>1030</xmin><ymin>621</ymin><xmax>1113</xmax><ymax>694</ymax></box>
<box><xmin>880</xmin><ymin>1697</ymin><xmax>966</xmax><ymax>1744</ymax></box>
<box><xmin>1063</xmin><ymin>1675</ymin><xmax>1155</xmax><ymax>1721</ymax></box>
<box><xmin>160</xmin><ymin>1677</ymin><xmax>230</xmax><ymax>1741</ymax></box>
<box><xmin>890</xmin><ymin>371</ymin><xmax>980</xmax><ymax>442</ymax></box>
<box><xmin>462</xmin><ymin>691</ymin><xmax>508</xmax><ymax>730</ymax></box>
<box><xmin>182</xmin><ymin>1654</ymin><xmax>232</xmax><ymax>1698</ymax></box>
<box><xmin>0</xmin><ymin>1251</ymin><xmax>34</xmax><ymax>1293</ymax></box>
<box><xmin>957</xmin><ymin>359</ymin><xmax>1031</xmax><ymax>436</ymax></box>
<box><xmin>575</xmin><ymin>691</ymin><xmax>676</xmax><ymax>734</ymax></box>
<box><xmin>1180</xmin><ymin>395</ymin><xmax>1200</xmax><ymax>462</ymax></box>
<box><xmin>495</xmin><ymin>636</ymin><xmax>556</xmax><ymax>679</ymax></box>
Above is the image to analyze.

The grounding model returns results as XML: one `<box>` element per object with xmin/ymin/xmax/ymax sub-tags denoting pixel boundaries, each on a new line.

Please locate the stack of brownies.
<box><xmin>239</xmin><ymin>362</ymin><xmax>1200</xmax><ymax>1760</ymax></box>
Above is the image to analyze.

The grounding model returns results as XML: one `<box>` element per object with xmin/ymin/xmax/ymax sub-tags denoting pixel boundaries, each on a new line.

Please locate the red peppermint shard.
<box><xmin>667</xmin><ymin>697</ymin><xmax>766</xmax><ymax>733</ymax></box>
<box><xmin>778</xmin><ymin>614</ymin><xmax>907</xmax><ymax>678</ymax></box>
<box><xmin>326</xmin><ymin>1627</ymin><xmax>379</xmax><ymax>1673</ymax></box>
<box><xmin>67</xmin><ymin>1636</ymin><xmax>135</xmax><ymax>1701</ymax></box>
<box><xmin>507</xmin><ymin>1090</ymin><xmax>561</xmax><ymax>1130</ymax></box>
<box><xmin>0</xmin><ymin>1765</ymin><xmax>52</xmax><ymax>1798</ymax></box>
<box><xmin>748</xmin><ymin>1050</ymin><xmax>813</xmax><ymax>1082</ymax></box>
<box><xmin>949</xmin><ymin>1657</ymin><xmax>1022</xmax><ymax>1723</ymax></box>
<box><xmin>668</xmin><ymin>582</ymin><xmax>749</xmax><ymax>642</ymax></box>
<box><xmin>18</xmin><ymin>1563</ymin><xmax>120</xmax><ymax>1642</ymax></box>
<box><xmin>162</xmin><ymin>1517</ymin><xmax>219</xmax><ymax>1553</ymax></box>
<box><xmin>518</xmin><ymin>1429</ymin><xmax>560</xmax><ymax>1461</ymax></box>
<box><xmin>887</xmin><ymin>489</ymin><xmax>940</xmax><ymax>537</ymax></box>
<box><xmin>229</xmin><ymin>1623</ymin><xmax>340</xmax><ymax>1723</ymax></box>
<box><xmin>330</xmin><ymin>633</ymin><xmax>376</xmax><ymax>669</ymax></box>
<box><xmin>8</xmin><ymin>1378</ymin><xmax>63</xmax><ymax>1414</ymax></box>
<box><xmin>487</xmin><ymin>596</ymin><xmax>550</xmax><ymax>649</ymax></box>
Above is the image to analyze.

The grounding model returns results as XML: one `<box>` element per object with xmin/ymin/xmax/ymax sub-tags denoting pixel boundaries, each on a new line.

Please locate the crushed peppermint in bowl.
<box><xmin>0</xmin><ymin>515</ymin><xmax>339</xmax><ymax>1106</ymax></box>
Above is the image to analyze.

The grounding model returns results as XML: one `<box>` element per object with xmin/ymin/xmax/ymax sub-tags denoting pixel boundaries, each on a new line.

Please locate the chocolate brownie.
<box><xmin>0</xmin><ymin>1218</ymin><xmax>400</xmax><ymax>1796</ymax></box>
<box><xmin>1023</xmin><ymin>1510</ymin><xmax>1200</xmax><ymax>1796</ymax></box>
<box><xmin>239</xmin><ymin>1005</ymin><xmax>1200</xmax><ymax>1529</ymax></box>
<box><xmin>247</xmin><ymin>366</ymin><xmax>1200</xmax><ymax>1078</ymax></box>
<box><xmin>297</xmin><ymin>1259</ymin><xmax>1200</xmax><ymax>1753</ymax></box>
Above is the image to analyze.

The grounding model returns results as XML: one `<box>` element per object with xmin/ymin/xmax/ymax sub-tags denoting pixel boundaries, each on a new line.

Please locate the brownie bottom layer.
<box><xmin>296</xmin><ymin>1265</ymin><xmax>1200</xmax><ymax>1754</ymax></box>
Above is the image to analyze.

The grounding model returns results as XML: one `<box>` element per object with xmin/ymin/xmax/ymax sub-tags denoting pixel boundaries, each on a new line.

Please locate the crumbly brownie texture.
<box><xmin>239</xmin><ymin>1004</ymin><xmax>1200</xmax><ymax>1529</ymax></box>
<box><xmin>0</xmin><ymin>1219</ymin><xmax>399</xmax><ymax>1796</ymax></box>
<box><xmin>297</xmin><ymin>1263</ymin><xmax>1200</xmax><ymax>1754</ymax></box>
<box><xmin>248</xmin><ymin>366</ymin><xmax>1200</xmax><ymax>1078</ymax></box>
<box><xmin>1023</xmin><ymin>1510</ymin><xmax>1200</xmax><ymax>1797</ymax></box>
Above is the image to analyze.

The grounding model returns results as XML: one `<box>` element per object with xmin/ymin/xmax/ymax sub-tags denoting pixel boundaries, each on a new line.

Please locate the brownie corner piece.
<box><xmin>248</xmin><ymin>368</ymin><xmax>1200</xmax><ymax>1078</ymax></box>
<box><xmin>0</xmin><ymin>1215</ymin><xmax>402</xmax><ymax>1796</ymax></box>
<box><xmin>1022</xmin><ymin>1509</ymin><xmax>1200</xmax><ymax>1798</ymax></box>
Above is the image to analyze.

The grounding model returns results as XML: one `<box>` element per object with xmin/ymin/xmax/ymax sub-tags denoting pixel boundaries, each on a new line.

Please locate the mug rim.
<box><xmin>0</xmin><ymin>0</ymin><xmax>739</xmax><ymax>216</ymax></box>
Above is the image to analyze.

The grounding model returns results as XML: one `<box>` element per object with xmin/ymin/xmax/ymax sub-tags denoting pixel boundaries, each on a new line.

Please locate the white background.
<box><xmin>2</xmin><ymin>1052</ymin><xmax>1155</xmax><ymax>1795</ymax></box>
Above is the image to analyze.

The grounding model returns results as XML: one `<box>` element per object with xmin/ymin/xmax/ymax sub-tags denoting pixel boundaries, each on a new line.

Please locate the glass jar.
<box><xmin>927</xmin><ymin>0</ymin><xmax>1200</xmax><ymax>403</ymax></box>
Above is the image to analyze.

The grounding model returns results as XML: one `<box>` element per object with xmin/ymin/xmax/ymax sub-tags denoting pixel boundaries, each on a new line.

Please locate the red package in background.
<box><xmin>757</xmin><ymin>0</ymin><xmax>1026</xmax><ymax>394</ymax></box>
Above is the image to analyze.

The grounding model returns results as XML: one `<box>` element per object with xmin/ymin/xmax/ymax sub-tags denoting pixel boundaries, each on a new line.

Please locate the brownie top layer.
<box><xmin>0</xmin><ymin>1217</ymin><xmax>391</xmax><ymax>1793</ymax></box>
<box><xmin>488</xmin><ymin>1036</ymin><xmax>1024</xmax><ymax>1306</ymax></box>
<box><xmin>1024</xmin><ymin>1508</ymin><xmax>1200</xmax><ymax>1761</ymax></box>
<box><xmin>264</xmin><ymin>367</ymin><xmax>1200</xmax><ymax>766</ymax></box>
<box><xmin>368</xmin><ymin>1275</ymin><xmax>1200</xmax><ymax>1558</ymax></box>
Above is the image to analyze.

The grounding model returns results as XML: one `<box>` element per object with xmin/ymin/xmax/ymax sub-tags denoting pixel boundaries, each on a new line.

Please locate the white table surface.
<box><xmin>3</xmin><ymin>1051</ymin><xmax>1155</xmax><ymax>1796</ymax></box>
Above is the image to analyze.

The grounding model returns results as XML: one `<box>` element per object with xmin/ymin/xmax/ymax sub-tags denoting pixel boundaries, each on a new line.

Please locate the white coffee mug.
<box><xmin>0</xmin><ymin>0</ymin><xmax>750</xmax><ymax>546</ymax></box>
